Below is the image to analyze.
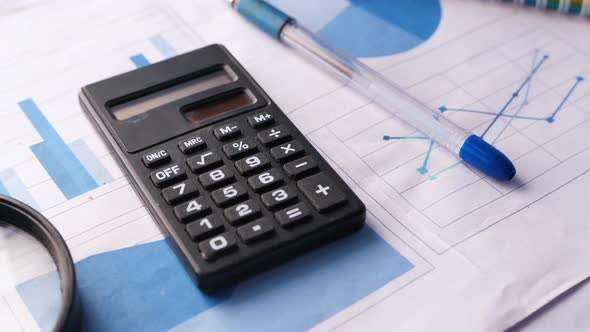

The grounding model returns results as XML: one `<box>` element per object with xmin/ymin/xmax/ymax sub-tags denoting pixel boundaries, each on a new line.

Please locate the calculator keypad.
<box><xmin>140</xmin><ymin>108</ymin><xmax>364</xmax><ymax>288</ymax></box>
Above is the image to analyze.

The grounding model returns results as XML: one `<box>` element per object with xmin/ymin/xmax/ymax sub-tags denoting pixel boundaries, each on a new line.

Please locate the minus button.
<box><xmin>283</xmin><ymin>156</ymin><xmax>318</xmax><ymax>179</ymax></box>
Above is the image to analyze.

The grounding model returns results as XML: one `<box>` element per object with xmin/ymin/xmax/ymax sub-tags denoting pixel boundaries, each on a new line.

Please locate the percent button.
<box><xmin>223</xmin><ymin>137</ymin><xmax>258</xmax><ymax>160</ymax></box>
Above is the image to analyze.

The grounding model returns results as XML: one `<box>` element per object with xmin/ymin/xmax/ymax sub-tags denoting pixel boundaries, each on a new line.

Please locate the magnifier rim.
<box><xmin>0</xmin><ymin>195</ymin><xmax>79</xmax><ymax>332</ymax></box>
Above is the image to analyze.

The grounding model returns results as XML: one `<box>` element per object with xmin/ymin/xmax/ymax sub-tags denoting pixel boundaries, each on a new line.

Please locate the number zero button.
<box><xmin>237</xmin><ymin>218</ymin><xmax>275</xmax><ymax>244</ymax></box>
<box><xmin>199</xmin><ymin>233</ymin><xmax>237</xmax><ymax>261</ymax></box>
<box><xmin>186</xmin><ymin>215</ymin><xmax>224</xmax><ymax>241</ymax></box>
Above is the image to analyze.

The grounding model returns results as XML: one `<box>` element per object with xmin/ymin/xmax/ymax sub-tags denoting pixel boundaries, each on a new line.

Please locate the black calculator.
<box><xmin>80</xmin><ymin>45</ymin><xmax>365</xmax><ymax>291</ymax></box>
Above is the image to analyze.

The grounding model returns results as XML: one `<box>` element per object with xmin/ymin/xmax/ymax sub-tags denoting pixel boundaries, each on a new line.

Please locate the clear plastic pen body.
<box><xmin>280</xmin><ymin>23</ymin><xmax>470</xmax><ymax>155</ymax></box>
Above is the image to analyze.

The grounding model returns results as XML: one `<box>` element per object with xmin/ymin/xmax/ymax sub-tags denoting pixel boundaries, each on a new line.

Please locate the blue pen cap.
<box><xmin>459</xmin><ymin>135</ymin><xmax>516</xmax><ymax>181</ymax></box>
<box><xmin>236</xmin><ymin>0</ymin><xmax>293</xmax><ymax>39</ymax></box>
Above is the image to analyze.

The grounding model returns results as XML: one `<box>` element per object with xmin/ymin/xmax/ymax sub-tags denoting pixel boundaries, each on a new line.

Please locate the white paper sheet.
<box><xmin>1</xmin><ymin>0</ymin><xmax>590</xmax><ymax>331</ymax></box>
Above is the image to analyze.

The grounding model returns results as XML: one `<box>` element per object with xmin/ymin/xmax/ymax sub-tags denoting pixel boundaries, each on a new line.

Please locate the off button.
<box><xmin>150</xmin><ymin>163</ymin><xmax>187</xmax><ymax>188</ymax></box>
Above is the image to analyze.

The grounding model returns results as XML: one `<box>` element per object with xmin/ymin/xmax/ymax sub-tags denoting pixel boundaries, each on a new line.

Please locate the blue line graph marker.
<box><xmin>382</xmin><ymin>51</ymin><xmax>585</xmax><ymax>179</ymax></box>
<box><xmin>130</xmin><ymin>54</ymin><xmax>150</xmax><ymax>68</ymax></box>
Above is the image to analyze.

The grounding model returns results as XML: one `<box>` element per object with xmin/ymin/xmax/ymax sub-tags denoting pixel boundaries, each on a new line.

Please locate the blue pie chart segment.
<box><xmin>269</xmin><ymin>0</ymin><xmax>442</xmax><ymax>57</ymax></box>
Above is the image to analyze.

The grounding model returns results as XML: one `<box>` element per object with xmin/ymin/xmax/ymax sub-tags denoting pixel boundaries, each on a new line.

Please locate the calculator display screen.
<box><xmin>110</xmin><ymin>66</ymin><xmax>237</xmax><ymax>120</ymax></box>
<box><xmin>183</xmin><ymin>89</ymin><xmax>257</xmax><ymax>124</ymax></box>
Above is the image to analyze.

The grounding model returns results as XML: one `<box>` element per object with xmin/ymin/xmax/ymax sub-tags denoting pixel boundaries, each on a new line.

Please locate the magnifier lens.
<box><xmin>0</xmin><ymin>221</ymin><xmax>63</xmax><ymax>331</ymax></box>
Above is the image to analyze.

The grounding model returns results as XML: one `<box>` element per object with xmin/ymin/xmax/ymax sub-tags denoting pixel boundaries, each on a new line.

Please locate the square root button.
<box><xmin>297</xmin><ymin>173</ymin><xmax>346</xmax><ymax>212</ymax></box>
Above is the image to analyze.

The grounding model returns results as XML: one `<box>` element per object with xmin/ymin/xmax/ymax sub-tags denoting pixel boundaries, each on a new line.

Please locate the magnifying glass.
<box><xmin>0</xmin><ymin>195</ymin><xmax>80</xmax><ymax>332</ymax></box>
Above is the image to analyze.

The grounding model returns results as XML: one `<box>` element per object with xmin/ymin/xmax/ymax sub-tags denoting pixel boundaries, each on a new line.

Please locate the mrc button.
<box><xmin>179</xmin><ymin>136</ymin><xmax>206</xmax><ymax>154</ymax></box>
<box><xmin>142</xmin><ymin>149</ymin><xmax>170</xmax><ymax>168</ymax></box>
<box><xmin>150</xmin><ymin>163</ymin><xmax>187</xmax><ymax>188</ymax></box>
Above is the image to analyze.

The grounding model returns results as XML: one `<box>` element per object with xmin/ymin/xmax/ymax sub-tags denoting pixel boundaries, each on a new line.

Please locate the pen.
<box><xmin>228</xmin><ymin>0</ymin><xmax>516</xmax><ymax>181</ymax></box>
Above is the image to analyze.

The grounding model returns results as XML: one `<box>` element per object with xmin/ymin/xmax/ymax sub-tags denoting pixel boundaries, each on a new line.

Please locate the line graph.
<box><xmin>382</xmin><ymin>51</ymin><xmax>585</xmax><ymax>178</ymax></box>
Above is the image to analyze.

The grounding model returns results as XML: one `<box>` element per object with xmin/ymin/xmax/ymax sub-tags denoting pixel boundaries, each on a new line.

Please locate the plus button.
<box><xmin>315</xmin><ymin>184</ymin><xmax>330</xmax><ymax>196</ymax></box>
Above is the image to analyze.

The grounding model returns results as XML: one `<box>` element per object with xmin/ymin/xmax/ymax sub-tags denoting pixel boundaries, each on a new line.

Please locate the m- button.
<box><xmin>150</xmin><ymin>163</ymin><xmax>187</xmax><ymax>188</ymax></box>
<box><xmin>297</xmin><ymin>173</ymin><xmax>346</xmax><ymax>212</ymax></box>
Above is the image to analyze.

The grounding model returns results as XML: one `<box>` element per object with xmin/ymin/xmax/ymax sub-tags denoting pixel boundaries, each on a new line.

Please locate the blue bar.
<box><xmin>149</xmin><ymin>35</ymin><xmax>177</xmax><ymax>59</ymax></box>
<box><xmin>0</xmin><ymin>169</ymin><xmax>39</xmax><ymax>209</ymax></box>
<box><xmin>130</xmin><ymin>54</ymin><xmax>150</xmax><ymax>68</ymax></box>
<box><xmin>19</xmin><ymin>99</ymin><xmax>97</xmax><ymax>199</ymax></box>
<box><xmin>69</xmin><ymin>139</ymin><xmax>113</xmax><ymax>185</ymax></box>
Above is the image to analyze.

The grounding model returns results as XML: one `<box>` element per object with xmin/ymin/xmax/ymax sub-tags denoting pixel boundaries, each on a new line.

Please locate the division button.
<box><xmin>260</xmin><ymin>185</ymin><xmax>298</xmax><ymax>210</ymax></box>
<box><xmin>247</xmin><ymin>111</ymin><xmax>274</xmax><ymax>128</ymax></box>
<box><xmin>234</xmin><ymin>153</ymin><xmax>270</xmax><ymax>176</ymax></box>
<box><xmin>297</xmin><ymin>173</ymin><xmax>346</xmax><ymax>212</ymax></box>
<box><xmin>162</xmin><ymin>180</ymin><xmax>198</xmax><ymax>205</ymax></box>
<box><xmin>222</xmin><ymin>137</ymin><xmax>257</xmax><ymax>160</ymax></box>
<box><xmin>199</xmin><ymin>232</ymin><xmax>237</xmax><ymax>261</ymax></box>
<box><xmin>270</xmin><ymin>141</ymin><xmax>305</xmax><ymax>163</ymax></box>
<box><xmin>275</xmin><ymin>203</ymin><xmax>312</xmax><ymax>228</ymax></box>
<box><xmin>178</xmin><ymin>135</ymin><xmax>206</xmax><ymax>154</ymax></box>
<box><xmin>150</xmin><ymin>163</ymin><xmax>186</xmax><ymax>188</ymax></box>
<box><xmin>187</xmin><ymin>151</ymin><xmax>223</xmax><ymax>174</ymax></box>
<box><xmin>173</xmin><ymin>197</ymin><xmax>211</xmax><ymax>223</ymax></box>
<box><xmin>211</xmin><ymin>183</ymin><xmax>248</xmax><ymax>207</ymax></box>
<box><xmin>142</xmin><ymin>148</ymin><xmax>170</xmax><ymax>168</ymax></box>
<box><xmin>186</xmin><ymin>215</ymin><xmax>224</xmax><ymax>242</ymax></box>
<box><xmin>257</xmin><ymin>125</ymin><xmax>291</xmax><ymax>147</ymax></box>
<box><xmin>198</xmin><ymin>166</ymin><xmax>235</xmax><ymax>190</ymax></box>
<box><xmin>247</xmin><ymin>169</ymin><xmax>284</xmax><ymax>193</ymax></box>
<box><xmin>237</xmin><ymin>218</ymin><xmax>275</xmax><ymax>244</ymax></box>
<box><xmin>283</xmin><ymin>156</ymin><xmax>319</xmax><ymax>179</ymax></box>
<box><xmin>224</xmin><ymin>199</ymin><xmax>261</xmax><ymax>225</ymax></box>
<box><xmin>214</xmin><ymin>122</ymin><xmax>241</xmax><ymax>140</ymax></box>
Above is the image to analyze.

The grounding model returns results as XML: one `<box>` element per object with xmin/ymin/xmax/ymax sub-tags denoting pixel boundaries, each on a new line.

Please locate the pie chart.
<box><xmin>269</xmin><ymin>0</ymin><xmax>442</xmax><ymax>57</ymax></box>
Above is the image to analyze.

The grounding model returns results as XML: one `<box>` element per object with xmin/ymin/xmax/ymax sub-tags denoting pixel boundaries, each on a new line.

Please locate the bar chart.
<box><xmin>0</xmin><ymin>35</ymin><xmax>176</xmax><ymax>209</ymax></box>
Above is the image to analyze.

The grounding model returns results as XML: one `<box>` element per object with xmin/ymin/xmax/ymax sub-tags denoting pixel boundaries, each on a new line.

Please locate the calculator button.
<box><xmin>186</xmin><ymin>215</ymin><xmax>224</xmax><ymax>241</ymax></box>
<box><xmin>234</xmin><ymin>153</ymin><xmax>270</xmax><ymax>176</ymax></box>
<box><xmin>211</xmin><ymin>183</ymin><xmax>248</xmax><ymax>207</ymax></box>
<box><xmin>199</xmin><ymin>166</ymin><xmax>235</xmax><ymax>190</ymax></box>
<box><xmin>247</xmin><ymin>169</ymin><xmax>284</xmax><ymax>193</ymax></box>
<box><xmin>222</xmin><ymin>137</ymin><xmax>257</xmax><ymax>160</ymax></box>
<box><xmin>162</xmin><ymin>180</ymin><xmax>198</xmax><ymax>205</ymax></box>
<box><xmin>187</xmin><ymin>151</ymin><xmax>223</xmax><ymax>174</ymax></box>
<box><xmin>179</xmin><ymin>135</ymin><xmax>206</xmax><ymax>154</ymax></box>
<box><xmin>270</xmin><ymin>141</ymin><xmax>305</xmax><ymax>163</ymax></box>
<box><xmin>298</xmin><ymin>173</ymin><xmax>346</xmax><ymax>212</ymax></box>
<box><xmin>150</xmin><ymin>164</ymin><xmax>187</xmax><ymax>188</ymax></box>
<box><xmin>283</xmin><ymin>156</ymin><xmax>319</xmax><ymax>179</ymax></box>
<box><xmin>199</xmin><ymin>233</ymin><xmax>237</xmax><ymax>261</ymax></box>
<box><xmin>173</xmin><ymin>197</ymin><xmax>211</xmax><ymax>223</ymax></box>
<box><xmin>214</xmin><ymin>122</ymin><xmax>241</xmax><ymax>140</ymax></box>
<box><xmin>275</xmin><ymin>203</ymin><xmax>312</xmax><ymax>228</ymax></box>
<box><xmin>260</xmin><ymin>185</ymin><xmax>298</xmax><ymax>210</ymax></box>
<box><xmin>237</xmin><ymin>218</ymin><xmax>275</xmax><ymax>244</ymax></box>
<box><xmin>247</xmin><ymin>111</ymin><xmax>274</xmax><ymax>128</ymax></box>
<box><xmin>257</xmin><ymin>125</ymin><xmax>291</xmax><ymax>147</ymax></box>
<box><xmin>142</xmin><ymin>149</ymin><xmax>170</xmax><ymax>168</ymax></box>
<box><xmin>224</xmin><ymin>199</ymin><xmax>261</xmax><ymax>225</ymax></box>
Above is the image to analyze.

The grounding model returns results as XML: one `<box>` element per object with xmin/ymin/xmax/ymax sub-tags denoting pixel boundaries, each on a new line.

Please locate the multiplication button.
<box><xmin>270</xmin><ymin>141</ymin><xmax>305</xmax><ymax>163</ymax></box>
<box><xmin>142</xmin><ymin>149</ymin><xmax>170</xmax><ymax>168</ymax></box>
<box><xmin>150</xmin><ymin>163</ymin><xmax>186</xmax><ymax>188</ymax></box>
<box><xmin>297</xmin><ymin>173</ymin><xmax>346</xmax><ymax>212</ymax></box>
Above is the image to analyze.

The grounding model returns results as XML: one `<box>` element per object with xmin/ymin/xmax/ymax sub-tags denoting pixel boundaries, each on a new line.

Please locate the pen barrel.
<box><xmin>281</xmin><ymin>23</ymin><xmax>470</xmax><ymax>154</ymax></box>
